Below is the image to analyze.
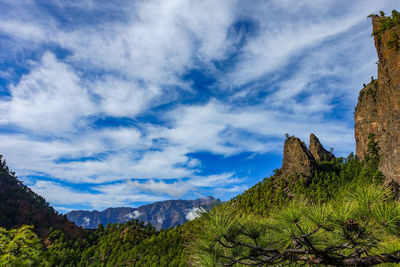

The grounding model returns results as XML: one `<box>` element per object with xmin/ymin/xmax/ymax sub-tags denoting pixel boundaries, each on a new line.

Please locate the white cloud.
<box><xmin>0</xmin><ymin>20</ymin><xmax>46</xmax><ymax>41</ymax></box>
<box><xmin>94</xmin><ymin>172</ymin><xmax>239</xmax><ymax>198</ymax></box>
<box><xmin>185</xmin><ymin>207</ymin><xmax>204</xmax><ymax>221</ymax></box>
<box><xmin>125</xmin><ymin>210</ymin><xmax>141</xmax><ymax>220</ymax></box>
<box><xmin>157</xmin><ymin>216</ymin><xmax>165</xmax><ymax>224</ymax></box>
<box><xmin>30</xmin><ymin>180</ymin><xmax>166</xmax><ymax>210</ymax></box>
<box><xmin>92</xmin><ymin>77</ymin><xmax>161</xmax><ymax>118</ymax></box>
<box><xmin>82</xmin><ymin>216</ymin><xmax>91</xmax><ymax>227</ymax></box>
<box><xmin>160</xmin><ymin>100</ymin><xmax>353</xmax><ymax>156</ymax></box>
<box><xmin>3</xmin><ymin>52</ymin><xmax>95</xmax><ymax>134</ymax></box>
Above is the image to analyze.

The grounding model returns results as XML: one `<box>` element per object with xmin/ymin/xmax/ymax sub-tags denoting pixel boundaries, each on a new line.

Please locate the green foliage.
<box><xmin>0</xmin><ymin>132</ymin><xmax>392</xmax><ymax>266</ymax></box>
<box><xmin>359</xmin><ymin>79</ymin><xmax>378</xmax><ymax>101</ymax></box>
<box><xmin>43</xmin><ymin>219</ymin><xmax>189</xmax><ymax>266</ymax></box>
<box><xmin>0</xmin><ymin>225</ymin><xmax>47</xmax><ymax>266</ymax></box>
<box><xmin>387</xmin><ymin>30</ymin><xmax>400</xmax><ymax>51</ymax></box>
<box><xmin>190</xmin><ymin>131</ymin><xmax>397</xmax><ymax>266</ymax></box>
<box><xmin>372</xmin><ymin>10</ymin><xmax>400</xmax><ymax>35</ymax></box>
<box><xmin>0</xmin><ymin>154</ymin><xmax>65</xmax><ymax>232</ymax></box>
<box><xmin>43</xmin><ymin>227</ymin><xmax>83</xmax><ymax>266</ymax></box>
<box><xmin>0</xmin><ymin>154</ymin><xmax>190</xmax><ymax>266</ymax></box>
<box><xmin>192</xmin><ymin>185</ymin><xmax>400</xmax><ymax>266</ymax></box>
<box><xmin>232</xmin><ymin>151</ymin><xmax>383</xmax><ymax>217</ymax></box>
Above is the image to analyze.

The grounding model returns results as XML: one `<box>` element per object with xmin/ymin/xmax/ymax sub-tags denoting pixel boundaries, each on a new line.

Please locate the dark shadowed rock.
<box><xmin>309</xmin><ymin>133</ymin><xmax>335</xmax><ymax>162</ymax></box>
<box><xmin>280</xmin><ymin>136</ymin><xmax>316</xmax><ymax>179</ymax></box>
<box><xmin>355</xmin><ymin>16</ymin><xmax>400</xmax><ymax>184</ymax></box>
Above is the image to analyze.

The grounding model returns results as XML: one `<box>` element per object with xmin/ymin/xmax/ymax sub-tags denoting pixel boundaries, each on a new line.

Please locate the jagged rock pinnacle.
<box><xmin>280</xmin><ymin>136</ymin><xmax>316</xmax><ymax>179</ymax></box>
<box><xmin>309</xmin><ymin>133</ymin><xmax>335</xmax><ymax>162</ymax></box>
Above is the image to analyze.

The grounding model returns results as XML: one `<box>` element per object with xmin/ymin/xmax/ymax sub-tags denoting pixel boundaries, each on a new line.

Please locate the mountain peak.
<box><xmin>280</xmin><ymin>136</ymin><xmax>316</xmax><ymax>179</ymax></box>
<box><xmin>309</xmin><ymin>133</ymin><xmax>335</xmax><ymax>162</ymax></box>
<box><xmin>200</xmin><ymin>196</ymin><xmax>215</xmax><ymax>200</ymax></box>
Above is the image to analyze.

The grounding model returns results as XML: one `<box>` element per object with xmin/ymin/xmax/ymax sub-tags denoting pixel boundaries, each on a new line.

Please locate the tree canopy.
<box><xmin>192</xmin><ymin>185</ymin><xmax>400</xmax><ymax>266</ymax></box>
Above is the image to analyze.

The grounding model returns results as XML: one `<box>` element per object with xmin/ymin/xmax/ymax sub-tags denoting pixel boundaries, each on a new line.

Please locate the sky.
<box><xmin>0</xmin><ymin>0</ymin><xmax>397</xmax><ymax>212</ymax></box>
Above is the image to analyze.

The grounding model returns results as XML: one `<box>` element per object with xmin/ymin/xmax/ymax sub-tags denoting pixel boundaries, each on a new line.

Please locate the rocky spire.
<box><xmin>280</xmin><ymin>136</ymin><xmax>316</xmax><ymax>179</ymax></box>
<box><xmin>309</xmin><ymin>133</ymin><xmax>335</xmax><ymax>162</ymax></box>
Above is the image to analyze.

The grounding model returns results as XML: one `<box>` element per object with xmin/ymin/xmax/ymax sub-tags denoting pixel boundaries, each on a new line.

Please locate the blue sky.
<box><xmin>0</xmin><ymin>0</ymin><xmax>397</xmax><ymax>212</ymax></box>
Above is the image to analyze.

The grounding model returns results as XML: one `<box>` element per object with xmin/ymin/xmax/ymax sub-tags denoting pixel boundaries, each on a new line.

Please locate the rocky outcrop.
<box><xmin>354</xmin><ymin>15</ymin><xmax>400</xmax><ymax>184</ymax></box>
<box><xmin>309</xmin><ymin>133</ymin><xmax>335</xmax><ymax>161</ymax></box>
<box><xmin>279</xmin><ymin>134</ymin><xmax>334</xmax><ymax>181</ymax></box>
<box><xmin>280</xmin><ymin>136</ymin><xmax>316</xmax><ymax>179</ymax></box>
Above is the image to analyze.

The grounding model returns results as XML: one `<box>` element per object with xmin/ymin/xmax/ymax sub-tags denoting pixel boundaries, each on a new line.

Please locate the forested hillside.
<box><xmin>0</xmin><ymin>155</ymin><xmax>83</xmax><ymax>241</ymax></box>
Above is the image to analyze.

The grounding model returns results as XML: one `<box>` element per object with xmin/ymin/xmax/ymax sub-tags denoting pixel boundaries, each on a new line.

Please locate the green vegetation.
<box><xmin>192</xmin><ymin>184</ymin><xmax>400</xmax><ymax>266</ymax></box>
<box><xmin>0</xmin><ymin>225</ymin><xmax>47</xmax><ymax>266</ymax></box>
<box><xmin>191</xmin><ymin>135</ymin><xmax>400</xmax><ymax>266</ymax></box>
<box><xmin>0</xmin><ymin>134</ymin><xmax>391</xmax><ymax>266</ymax></box>
<box><xmin>74</xmin><ymin>221</ymin><xmax>187</xmax><ymax>267</ymax></box>
<box><xmin>387</xmin><ymin>30</ymin><xmax>400</xmax><ymax>51</ymax></box>
<box><xmin>0</xmin><ymin>155</ymin><xmax>53</xmax><ymax>228</ymax></box>
<box><xmin>0</xmin><ymin>154</ymin><xmax>77</xmax><ymax>242</ymax></box>
<box><xmin>232</xmin><ymin>135</ymin><xmax>383</xmax><ymax>216</ymax></box>
<box><xmin>1</xmin><ymin>133</ymin><xmax>397</xmax><ymax>266</ymax></box>
<box><xmin>359</xmin><ymin>78</ymin><xmax>378</xmax><ymax>101</ymax></box>
<box><xmin>372</xmin><ymin>10</ymin><xmax>400</xmax><ymax>35</ymax></box>
<box><xmin>42</xmin><ymin>220</ymin><xmax>189</xmax><ymax>266</ymax></box>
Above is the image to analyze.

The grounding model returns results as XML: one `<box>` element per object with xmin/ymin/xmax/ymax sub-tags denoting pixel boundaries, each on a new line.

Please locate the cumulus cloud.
<box><xmin>3</xmin><ymin>52</ymin><xmax>95</xmax><ymax>134</ymax></box>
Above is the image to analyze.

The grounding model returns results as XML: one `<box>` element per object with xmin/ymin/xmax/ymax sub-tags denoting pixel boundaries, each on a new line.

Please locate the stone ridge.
<box><xmin>309</xmin><ymin>133</ymin><xmax>335</xmax><ymax>162</ymax></box>
<box><xmin>354</xmin><ymin>15</ymin><xmax>400</xmax><ymax>184</ymax></box>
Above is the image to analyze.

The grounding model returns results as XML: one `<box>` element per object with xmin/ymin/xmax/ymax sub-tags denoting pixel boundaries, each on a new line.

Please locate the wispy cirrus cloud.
<box><xmin>0</xmin><ymin>0</ymin><xmax>397</xmax><ymax>210</ymax></box>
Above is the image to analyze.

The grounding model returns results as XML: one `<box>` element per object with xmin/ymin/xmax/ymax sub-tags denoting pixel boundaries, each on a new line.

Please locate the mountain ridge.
<box><xmin>66</xmin><ymin>196</ymin><xmax>220</xmax><ymax>230</ymax></box>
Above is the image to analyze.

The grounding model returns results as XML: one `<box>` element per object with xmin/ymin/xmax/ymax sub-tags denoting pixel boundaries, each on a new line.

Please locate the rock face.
<box><xmin>354</xmin><ymin>16</ymin><xmax>400</xmax><ymax>184</ymax></box>
<box><xmin>280</xmin><ymin>136</ymin><xmax>317</xmax><ymax>179</ymax></box>
<box><xmin>309</xmin><ymin>133</ymin><xmax>335</xmax><ymax>162</ymax></box>
<box><xmin>67</xmin><ymin>196</ymin><xmax>220</xmax><ymax>230</ymax></box>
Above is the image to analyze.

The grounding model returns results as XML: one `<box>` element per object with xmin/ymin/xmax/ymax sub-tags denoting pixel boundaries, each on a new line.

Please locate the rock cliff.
<box><xmin>355</xmin><ymin>15</ymin><xmax>400</xmax><ymax>184</ymax></box>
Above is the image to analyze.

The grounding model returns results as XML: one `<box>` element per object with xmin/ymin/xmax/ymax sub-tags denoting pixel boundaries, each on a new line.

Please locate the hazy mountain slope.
<box><xmin>66</xmin><ymin>196</ymin><xmax>220</xmax><ymax>230</ymax></box>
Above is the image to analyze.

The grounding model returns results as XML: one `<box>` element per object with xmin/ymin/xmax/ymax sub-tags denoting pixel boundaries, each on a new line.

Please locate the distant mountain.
<box><xmin>66</xmin><ymin>196</ymin><xmax>220</xmax><ymax>230</ymax></box>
